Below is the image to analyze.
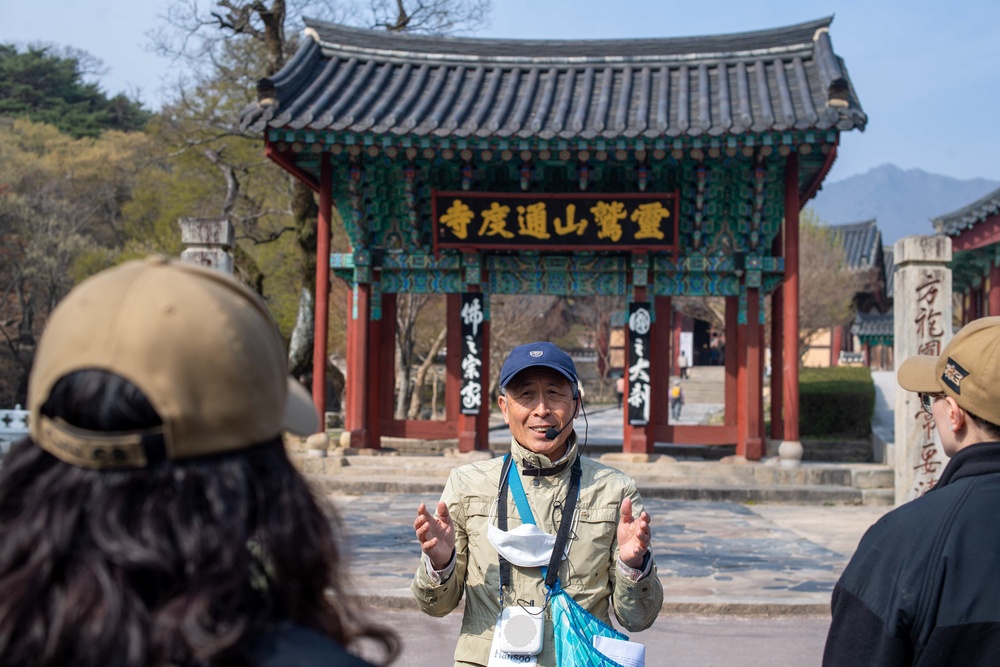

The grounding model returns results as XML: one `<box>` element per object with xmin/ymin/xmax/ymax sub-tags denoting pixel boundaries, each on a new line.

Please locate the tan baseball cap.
<box><xmin>28</xmin><ymin>255</ymin><xmax>318</xmax><ymax>469</ymax></box>
<box><xmin>897</xmin><ymin>316</ymin><xmax>1000</xmax><ymax>425</ymax></box>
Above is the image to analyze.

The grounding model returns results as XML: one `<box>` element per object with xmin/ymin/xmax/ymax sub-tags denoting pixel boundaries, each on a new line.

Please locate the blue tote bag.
<box><xmin>550</xmin><ymin>585</ymin><xmax>628</xmax><ymax>667</ymax></box>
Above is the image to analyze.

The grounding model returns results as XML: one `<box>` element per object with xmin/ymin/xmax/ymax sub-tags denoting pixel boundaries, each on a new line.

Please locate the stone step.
<box><xmin>290</xmin><ymin>452</ymin><xmax>895</xmax><ymax>506</ymax></box>
<box><xmin>672</xmin><ymin>365</ymin><xmax>727</xmax><ymax>404</ymax></box>
<box><xmin>306</xmin><ymin>475</ymin><xmax>895</xmax><ymax>506</ymax></box>
<box><xmin>606</xmin><ymin>459</ymin><xmax>894</xmax><ymax>488</ymax></box>
<box><xmin>304</xmin><ymin>453</ymin><xmax>893</xmax><ymax>486</ymax></box>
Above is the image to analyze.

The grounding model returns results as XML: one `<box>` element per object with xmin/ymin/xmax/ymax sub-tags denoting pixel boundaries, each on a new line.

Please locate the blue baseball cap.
<box><xmin>499</xmin><ymin>342</ymin><xmax>579</xmax><ymax>389</ymax></box>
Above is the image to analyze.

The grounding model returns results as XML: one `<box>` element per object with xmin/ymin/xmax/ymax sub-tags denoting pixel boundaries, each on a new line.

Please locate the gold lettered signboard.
<box><xmin>433</xmin><ymin>191</ymin><xmax>678</xmax><ymax>252</ymax></box>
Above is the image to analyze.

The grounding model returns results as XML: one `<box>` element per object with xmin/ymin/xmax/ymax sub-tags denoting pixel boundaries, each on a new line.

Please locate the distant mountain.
<box><xmin>808</xmin><ymin>164</ymin><xmax>1000</xmax><ymax>246</ymax></box>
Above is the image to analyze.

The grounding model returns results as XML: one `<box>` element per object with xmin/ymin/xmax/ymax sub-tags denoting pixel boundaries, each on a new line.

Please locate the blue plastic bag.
<box><xmin>550</xmin><ymin>588</ymin><xmax>627</xmax><ymax>667</ymax></box>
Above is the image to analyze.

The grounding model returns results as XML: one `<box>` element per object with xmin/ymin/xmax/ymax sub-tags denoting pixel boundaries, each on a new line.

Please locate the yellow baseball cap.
<box><xmin>27</xmin><ymin>256</ymin><xmax>318</xmax><ymax>469</ymax></box>
<box><xmin>897</xmin><ymin>316</ymin><xmax>1000</xmax><ymax>425</ymax></box>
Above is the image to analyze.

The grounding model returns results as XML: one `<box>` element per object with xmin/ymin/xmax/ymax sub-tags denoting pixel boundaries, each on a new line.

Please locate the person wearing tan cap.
<box><xmin>0</xmin><ymin>257</ymin><xmax>396</xmax><ymax>667</ymax></box>
<box><xmin>824</xmin><ymin>317</ymin><xmax>1000</xmax><ymax>666</ymax></box>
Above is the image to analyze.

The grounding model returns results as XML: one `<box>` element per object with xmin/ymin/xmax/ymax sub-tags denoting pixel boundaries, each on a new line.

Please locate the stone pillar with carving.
<box><xmin>178</xmin><ymin>218</ymin><xmax>234</xmax><ymax>274</ymax></box>
<box><xmin>893</xmin><ymin>235</ymin><xmax>952</xmax><ymax>505</ymax></box>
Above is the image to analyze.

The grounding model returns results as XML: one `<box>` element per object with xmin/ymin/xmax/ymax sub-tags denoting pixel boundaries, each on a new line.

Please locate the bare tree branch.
<box><xmin>407</xmin><ymin>326</ymin><xmax>447</xmax><ymax>419</ymax></box>
<box><xmin>202</xmin><ymin>147</ymin><xmax>240</xmax><ymax>216</ymax></box>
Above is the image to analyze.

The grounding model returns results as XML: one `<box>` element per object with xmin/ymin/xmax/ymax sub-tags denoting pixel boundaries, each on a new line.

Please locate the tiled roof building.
<box><xmin>803</xmin><ymin>220</ymin><xmax>893</xmax><ymax>370</ymax></box>
<box><xmin>932</xmin><ymin>184</ymin><xmax>1000</xmax><ymax>323</ymax></box>
<box><xmin>851</xmin><ymin>311</ymin><xmax>893</xmax><ymax>347</ymax></box>
<box><xmin>241</xmin><ymin>16</ymin><xmax>866</xmax><ymax>141</ymax></box>
<box><xmin>932</xmin><ymin>184</ymin><xmax>1000</xmax><ymax>237</ymax></box>
<box><xmin>829</xmin><ymin>219</ymin><xmax>889</xmax><ymax>314</ymax></box>
<box><xmin>239</xmin><ymin>16</ymin><xmax>868</xmax><ymax>457</ymax></box>
<box><xmin>830</xmin><ymin>219</ymin><xmax>882</xmax><ymax>272</ymax></box>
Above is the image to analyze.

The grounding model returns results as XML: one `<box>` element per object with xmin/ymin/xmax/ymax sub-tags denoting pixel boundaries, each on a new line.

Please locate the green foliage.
<box><xmin>0</xmin><ymin>44</ymin><xmax>151</xmax><ymax>138</ymax></box>
<box><xmin>799</xmin><ymin>366</ymin><xmax>875</xmax><ymax>438</ymax></box>
<box><xmin>0</xmin><ymin>118</ymin><xmax>157</xmax><ymax>404</ymax></box>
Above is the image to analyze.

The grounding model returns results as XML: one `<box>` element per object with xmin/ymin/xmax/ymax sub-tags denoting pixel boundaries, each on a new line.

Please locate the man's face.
<box><xmin>498</xmin><ymin>367</ymin><xmax>577</xmax><ymax>459</ymax></box>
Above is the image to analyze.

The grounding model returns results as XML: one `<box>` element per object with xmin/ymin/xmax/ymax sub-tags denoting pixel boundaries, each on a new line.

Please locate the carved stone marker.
<box><xmin>893</xmin><ymin>235</ymin><xmax>952</xmax><ymax>505</ymax></box>
<box><xmin>179</xmin><ymin>218</ymin><xmax>234</xmax><ymax>274</ymax></box>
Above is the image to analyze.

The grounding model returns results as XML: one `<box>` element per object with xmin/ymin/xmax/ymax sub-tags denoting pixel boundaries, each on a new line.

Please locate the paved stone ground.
<box><xmin>331</xmin><ymin>492</ymin><xmax>888</xmax><ymax>615</ymax></box>
<box><xmin>358</xmin><ymin>610</ymin><xmax>834</xmax><ymax>667</ymax></box>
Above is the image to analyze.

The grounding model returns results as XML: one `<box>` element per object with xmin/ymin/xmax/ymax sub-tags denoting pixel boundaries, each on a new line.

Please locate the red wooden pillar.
<box><xmin>990</xmin><ymin>264</ymin><xmax>1000</xmax><ymax>317</ymax></box>
<box><xmin>671</xmin><ymin>307</ymin><xmax>683</xmax><ymax>377</ymax></box>
<box><xmin>311</xmin><ymin>152</ymin><xmax>332</xmax><ymax>427</ymax></box>
<box><xmin>757</xmin><ymin>316</ymin><xmax>766</xmax><ymax>444</ymax></box>
<box><xmin>770</xmin><ymin>285</ymin><xmax>784</xmax><ymax>441</ymax></box>
<box><xmin>831</xmin><ymin>326</ymin><xmax>844</xmax><ymax>367</ymax></box>
<box><xmin>782</xmin><ymin>154</ymin><xmax>801</xmax><ymax>445</ymax></box>
<box><xmin>366</xmin><ymin>291</ymin><xmax>394</xmax><ymax>450</ymax></box>
<box><xmin>652</xmin><ymin>294</ymin><xmax>671</xmax><ymax>439</ymax></box>
<box><xmin>724</xmin><ymin>297</ymin><xmax>739</xmax><ymax>427</ymax></box>
<box><xmin>736</xmin><ymin>308</ymin><xmax>747</xmax><ymax>457</ymax></box>
<box><xmin>736</xmin><ymin>289</ymin><xmax>764</xmax><ymax>459</ymax></box>
<box><xmin>344</xmin><ymin>284</ymin><xmax>371</xmax><ymax>448</ymax></box>
<box><xmin>447</xmin><ymin>293</ymin><xmax>490</xmax><ymax>452</ymax></box>
<box><xmin>746</xmin><ymin>289</ymin><xmax>764</xmax><ymax>461</ymax></box>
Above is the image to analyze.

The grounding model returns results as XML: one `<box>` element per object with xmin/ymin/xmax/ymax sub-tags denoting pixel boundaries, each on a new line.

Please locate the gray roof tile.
<box><xmin>829</xmin><ymin>219</ymin><xmax>882</xmax><ymax>271</ymax></box>
<box><xmin>931</xmin><ymin>184</ymin><xmax>1000</xmax><ymax>236</ymax></box>
<box><xmin>851</xmin><ymin>311</ymin><xmax>893</xmax><ymax>340</ymax></box>
<box><xmin>241</xmin><ymin>16</ymin><xmax>866</xmax><ymax>139</ymax></box>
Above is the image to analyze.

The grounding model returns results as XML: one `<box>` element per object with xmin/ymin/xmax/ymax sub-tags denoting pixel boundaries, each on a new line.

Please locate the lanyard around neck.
<box><xmin>497</xmin><ymin>453</ymin><xmax>582</xmax><ymax>595</ymax></box>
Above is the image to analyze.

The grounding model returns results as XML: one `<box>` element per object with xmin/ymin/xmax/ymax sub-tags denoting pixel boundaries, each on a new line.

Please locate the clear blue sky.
<box><xmin>3</xmin><ymin>0</ymin><xmax>999</xmax><ymax>184</ymax></box>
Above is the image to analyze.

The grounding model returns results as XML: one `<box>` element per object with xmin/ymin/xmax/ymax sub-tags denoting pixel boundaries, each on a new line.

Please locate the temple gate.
<box><xmin>241</xmin><ymin>16</ymin><xmax>867</xmax><ymax>458</ymax></box>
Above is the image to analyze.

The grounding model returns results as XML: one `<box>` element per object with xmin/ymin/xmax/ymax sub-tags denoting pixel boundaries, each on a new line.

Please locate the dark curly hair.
<box><xmin>0</xmin><ymin>370</ymin><xmax>398</xmax><ymax>667</ymax></box>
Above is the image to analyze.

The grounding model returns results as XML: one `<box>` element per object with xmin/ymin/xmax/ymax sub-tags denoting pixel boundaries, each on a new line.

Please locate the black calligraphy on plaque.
<box><xmin>627</xmin><ymin>303</ymin><xmax>652</xmax><ymax>426</ymax></box>
<box><xmin>459</xmin><ymin>294</ymin><xmax>484</xmax><ymax>415</ymax></box>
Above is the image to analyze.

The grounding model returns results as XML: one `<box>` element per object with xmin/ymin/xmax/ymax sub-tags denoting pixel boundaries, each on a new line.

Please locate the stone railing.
<box><xmin>0</xmin><ymin>405</ymin><xmax>29</xmax><ymax>456</ymax></box>
<box><xmin>838</xmin><ymin>351</ymin><xmax>865</xmax><ymax>366</ymax></box>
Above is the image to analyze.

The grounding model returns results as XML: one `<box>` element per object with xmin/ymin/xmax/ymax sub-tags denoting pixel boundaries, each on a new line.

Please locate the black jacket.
<box><xmin>823</xmin><ymin>442</ymin><xmax>1000</xmax><ymax>666</ymax></box>
<box><xmin>253</xmin><ymin>623</ymin><xmax>379</xmax><ymax>667</ymax></box>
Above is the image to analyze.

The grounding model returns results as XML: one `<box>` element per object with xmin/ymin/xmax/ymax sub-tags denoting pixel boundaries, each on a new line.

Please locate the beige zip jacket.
<box><xmin>411</xmin><ymin>435</ymin><xmax>663</xmax><ymax>667</ymax></box>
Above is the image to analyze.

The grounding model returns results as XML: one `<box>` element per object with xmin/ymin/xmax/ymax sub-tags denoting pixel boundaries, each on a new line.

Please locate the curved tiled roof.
<box><xmin>829</xmin><ymin>219</ymin><xmax>882</xmax><ymax>271</ymax></box>
<box><xmin>931</xmin><ymin>184</ymin><xmax>1000</xmax><ymax>236</ymax></box>
<box><xmin>241</xmin><ymin>16</ymin><xmax>866</xmax><ymax>139</ymax></box>
<box><xmin>851</xmin><ymin>311</ymin><xmax>893</xmax><ymax>342</ymax></box>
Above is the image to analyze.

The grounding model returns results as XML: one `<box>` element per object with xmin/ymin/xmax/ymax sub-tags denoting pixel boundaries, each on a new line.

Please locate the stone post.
<box><xmin>893</xmin><ymin>235</ymin><xmax>952</xmax><ymax>505</ymax></box>
<box><xmin>178</xmin><ymin>218</ymin><xmax>235</xmax><ymax>274</ymax></box>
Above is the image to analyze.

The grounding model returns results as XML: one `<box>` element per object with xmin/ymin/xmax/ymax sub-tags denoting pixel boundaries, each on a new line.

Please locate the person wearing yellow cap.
<box><xmin>0</xmin><ymin>257</ymin><xmax>396</xmax><ymax>667</ymax></box>
<box><xmin>823</xmin><ymin>316</ymin><xmax>1000</xmax><ymax>666</ymax></box>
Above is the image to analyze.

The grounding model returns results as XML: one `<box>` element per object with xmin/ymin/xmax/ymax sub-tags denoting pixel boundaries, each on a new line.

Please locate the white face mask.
<box><xmin>487</xmin><ymin>522</ymin><xmax>558</xmax><ymax>567</ymax></box>
<box><xmin>487</xmin><ymin>500</ymin><xmax>566</xmax><ymax>568</ymax></box>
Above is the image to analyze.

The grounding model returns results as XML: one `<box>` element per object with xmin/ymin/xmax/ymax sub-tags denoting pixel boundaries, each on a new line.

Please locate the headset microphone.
<box><xmin>544</xmin><ymin>421</ymin><xmax>572</xmax><ymax>441</ymax></box>
<box><xmin>545</xmin><ymin>390</ymin><xmax>580</xmax><ymax>440</ymax></box>
<box><xmin>545</xmin><ymin>421</ymin><xmax>573</xmax><ymax>440</ymax></box>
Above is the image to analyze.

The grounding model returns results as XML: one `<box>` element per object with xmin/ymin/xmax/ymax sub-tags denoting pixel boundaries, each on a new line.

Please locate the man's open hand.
<box><xmin>617</xmin><ymin>497</ymin><xmax>651</xmax><ymax>569</ymax></box>
<box><xmin>414</xmin><ymin>501</ymin><xmax>455</xmax><ymax>570</ymax></box>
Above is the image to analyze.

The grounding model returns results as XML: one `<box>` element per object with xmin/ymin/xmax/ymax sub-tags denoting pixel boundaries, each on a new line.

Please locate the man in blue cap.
<box><xmin>412</xmin><ymin>341</ymin><xmax>663</xmax><ymax>667</ymax></box>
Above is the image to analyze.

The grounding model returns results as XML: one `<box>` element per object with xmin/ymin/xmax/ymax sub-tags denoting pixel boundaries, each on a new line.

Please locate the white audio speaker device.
<box><xmin>497</xmin><ymin>606</ymin><xmax>544</xmax><ymax>656</ymax></box>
